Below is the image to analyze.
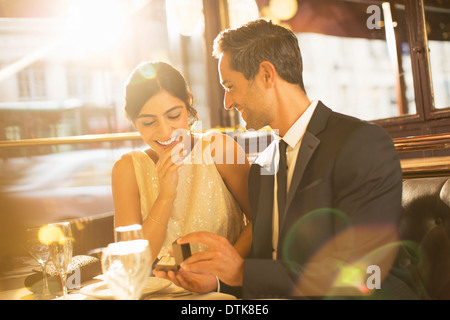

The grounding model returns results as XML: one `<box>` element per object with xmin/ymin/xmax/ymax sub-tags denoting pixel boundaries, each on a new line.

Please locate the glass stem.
<box><xmin>60</xmin><ymin>273</ymin><xmax>68</xmax><ymax>299</ymax></box>
<box><xmin>41</xmin><ymin>262</ymin><xmax>51</xmax><ymax>295</ymax></box>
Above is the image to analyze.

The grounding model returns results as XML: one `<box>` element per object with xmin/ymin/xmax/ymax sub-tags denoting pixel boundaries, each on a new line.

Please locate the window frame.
<box><xmin>371</xmin><ymin>0</ymin><xmax>450</xmax><ymax>139</ymax></box>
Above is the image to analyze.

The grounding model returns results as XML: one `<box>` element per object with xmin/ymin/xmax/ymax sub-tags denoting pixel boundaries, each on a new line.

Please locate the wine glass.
<box><xmin>48</xmin><ymin>222</ymin><xmax>73</xmax><ymax>300</ymax></box>
<box><xmin>115</xmin><ymin>224</ymin><xmax>144</xmax><ymax>242</ymax></box>
<box><xmin>25</xmin><ymin>226</ymin><xmax>56</xmax><ymax>300</ymax></box>
<box><xmin>101</xmin><ymin>239</ymin><xmax>152</xmax><ymax>300</ymax></box>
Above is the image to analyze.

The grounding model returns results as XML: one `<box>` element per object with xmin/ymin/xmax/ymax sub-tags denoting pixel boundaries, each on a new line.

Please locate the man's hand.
<box><xmin>177</xmin><ymin>231</ymin><xmax>244</xmax><ymax>287</ymax></box>
<box><xmin>154</xmin><ymin>269</ymin><xmax>218</xmax><ymax>293</ymax></box>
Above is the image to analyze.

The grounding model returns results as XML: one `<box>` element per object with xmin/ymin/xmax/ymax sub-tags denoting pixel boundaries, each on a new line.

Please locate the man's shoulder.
<box><xmin>322</xmin><ymin>107</ymin><xmax>389</xmax><ymax>140</ymax></box>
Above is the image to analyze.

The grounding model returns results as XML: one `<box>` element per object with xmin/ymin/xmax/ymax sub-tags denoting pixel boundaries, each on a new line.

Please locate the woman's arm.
<box><xmin>211</xmin><ymin>133</ymin><xmax>253</xmax><ymax>257</ymax></box>
<box><xmin>233</xmin><ymin>222</ymin><xmax>252</xmax><ymax>257</ymax></box>
<box><xmin>111</xmin><ymin>150</ymin><xmax>182</xmax><ymax>260</ymax></box>
<box><xmin>111</xmin><ymin>154</ymin><xmax>142</xmax><ymax>228</ymax></box>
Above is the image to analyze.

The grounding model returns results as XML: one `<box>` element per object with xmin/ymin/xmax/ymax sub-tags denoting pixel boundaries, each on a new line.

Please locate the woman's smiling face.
<box><xmin>134</xmin><ymin>90</ymin><xmax>190</xmax><ymax>156</ymax></box>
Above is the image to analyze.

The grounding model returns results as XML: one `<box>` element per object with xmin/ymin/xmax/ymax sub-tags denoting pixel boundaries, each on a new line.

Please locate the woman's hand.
<box><xmin>155</xmin><ymin>136</ymin><xmax>186</xmax><ymax>201</ymax></box>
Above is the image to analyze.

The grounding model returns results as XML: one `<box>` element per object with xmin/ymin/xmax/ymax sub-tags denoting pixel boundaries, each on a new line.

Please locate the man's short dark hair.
<box><xmin>213</xmin><ymin>19</ymin><xmax>306</xmax><ymax>92</ymax></box>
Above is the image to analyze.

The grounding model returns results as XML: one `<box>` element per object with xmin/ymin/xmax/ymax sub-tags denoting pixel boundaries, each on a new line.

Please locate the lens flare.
<box><xmin>327</xmin><ymin>240</ymin><xmax>422</xmax><ymax>299</ymax></box>
<box><xmin>282</xmin><ymin>208</ymin><xmax>416</xmax><ymax>298</ymax></box>
<box><xmin>282</xmin><ymin>208</ymin><xmax>351</xmax><ymax>273</ymax></box>
<box><xmin>139</xmin><ymin>64</ymin><xmax>157</xmax><ymax>80</ymax></box>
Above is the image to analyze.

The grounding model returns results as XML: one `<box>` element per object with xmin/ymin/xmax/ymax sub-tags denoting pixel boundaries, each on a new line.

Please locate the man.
<box><xmin>160</xmin><ymin>19</ymin><xmax>421</xmax><ymax>299</ymax></box>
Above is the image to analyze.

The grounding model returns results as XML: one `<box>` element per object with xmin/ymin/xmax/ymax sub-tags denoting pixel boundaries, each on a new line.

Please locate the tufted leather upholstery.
<box><xmin>400</xmin><ymin>177</ymin><xmax>450</xmax><ymax>299</ymax></box>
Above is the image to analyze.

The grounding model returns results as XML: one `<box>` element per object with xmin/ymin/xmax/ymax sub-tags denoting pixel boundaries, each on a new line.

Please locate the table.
<box><xmin>0</xmin><ymin>257</ymin><xmax>236</xmax><ymax>300</ymax></box>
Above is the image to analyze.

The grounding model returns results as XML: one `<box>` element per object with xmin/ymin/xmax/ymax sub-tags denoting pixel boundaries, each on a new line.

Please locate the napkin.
<box><xmin>24</xmin><ymin>255</ymin><xmax>102</xmax><ymax>293</ymax></box>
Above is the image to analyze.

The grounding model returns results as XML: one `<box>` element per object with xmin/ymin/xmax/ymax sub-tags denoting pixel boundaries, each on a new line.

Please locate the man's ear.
<box><xmin>259</xmin><ymin>61</ymin><xmax>276</xmax><ymax>88</ymax></box>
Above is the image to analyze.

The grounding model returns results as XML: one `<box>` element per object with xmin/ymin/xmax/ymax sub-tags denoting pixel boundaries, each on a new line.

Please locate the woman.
<box><xmin>112</xmin><ymin>61</ymin><xmax>251</xmax><ymax>261</ymax></box>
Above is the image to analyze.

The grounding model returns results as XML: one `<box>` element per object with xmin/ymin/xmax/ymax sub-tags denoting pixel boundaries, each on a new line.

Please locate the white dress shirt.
<box><xmin>272</xmin><ymin>99</ymin><xmax>319</xmax><ymax>259</ymax></box>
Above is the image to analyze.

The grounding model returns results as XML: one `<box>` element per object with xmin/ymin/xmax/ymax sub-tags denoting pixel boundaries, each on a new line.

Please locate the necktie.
<box><xmin>277</xmin><ymin>139</ymin><xmax>288</xmax><ymax>224</ymax></box>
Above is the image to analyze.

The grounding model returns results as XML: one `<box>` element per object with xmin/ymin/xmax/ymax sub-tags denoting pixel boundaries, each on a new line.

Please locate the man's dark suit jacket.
<box><xmin>225</xmin><ymin>101</ymin><xmax>421</xmax><ymax>299</ymax></box>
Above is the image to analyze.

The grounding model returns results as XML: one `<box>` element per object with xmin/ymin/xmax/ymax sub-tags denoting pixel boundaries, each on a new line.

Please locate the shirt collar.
<box><xmin>278</xmin><ymin>99</ymin><xmax>319</xmax><ymax>148</ymax></box>
<box><xmin>254</xmin><ymin>99</ymin><xmax>319</xmax><ymax>170</ymax></box>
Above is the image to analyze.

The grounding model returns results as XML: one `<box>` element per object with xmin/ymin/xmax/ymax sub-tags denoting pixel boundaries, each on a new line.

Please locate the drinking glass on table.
<box><xmin>101</xmin><ymin>239</ymin><xmax>152</xmax><ymax>300</ymax></box>
<box><xmin>25</xmin><ymin>226</ymin><xmax>55</xmax><ymax>300</ymax></box>
<box><xmin>115</xmin><ymin>224</ymin><xmax>144</xmax><ymax>242</ymax></box>
<box><xmin>48</xmin><ymin>222</ymin><xmax>73</xmax><ymax>300</ymax></box>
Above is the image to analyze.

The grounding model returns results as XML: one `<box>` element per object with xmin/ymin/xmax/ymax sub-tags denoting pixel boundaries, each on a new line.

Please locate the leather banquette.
<box><xmin>400</xmin><ymin>177</ymin><xmax>450</xmax><ymax>299</ymax></box>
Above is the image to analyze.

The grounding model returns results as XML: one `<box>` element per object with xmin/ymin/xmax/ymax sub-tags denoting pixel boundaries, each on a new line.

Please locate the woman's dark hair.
<box><xmin>124</xmin><ymin>61</ymin><xmax>198</xmax><ymax>126</ymax></box>
<box><xmin>213</xmin><ymin>19</ymin><xmax>306</xmax><ymax>93</ymax></box>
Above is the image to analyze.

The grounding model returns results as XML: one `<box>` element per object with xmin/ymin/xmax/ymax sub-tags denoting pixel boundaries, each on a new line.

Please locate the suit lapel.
<box><xmin>284</xmin><ymin>132</ymin><xmax>320</xmax><ymax>220</ymax></box>
<box><xmin>280</xmin><ymin>102</ymin><xmax>331</xmax><ymax>227</ymax></box>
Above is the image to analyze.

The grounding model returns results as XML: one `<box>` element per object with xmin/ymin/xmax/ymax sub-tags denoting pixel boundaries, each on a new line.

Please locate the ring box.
<box><xmin>154</xmin><ymin>240</ymin><xmax>191</xmax><ymax>272</ymax></box>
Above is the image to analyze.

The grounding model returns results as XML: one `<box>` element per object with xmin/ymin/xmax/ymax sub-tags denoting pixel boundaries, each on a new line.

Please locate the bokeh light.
<box><xmin>227</xmin><ymin>0</ymin><xmax>260</xmax><ymax>29</ymax></box>
<box><xmin>64</xmin><ymin>0</ymin><xmax>131</xmax><ymax>55</ymax></box>
<box><xmin>165</xmin><ymin>0</ymin><xmax>203</xmax><ymax>36</ymax></box>
<box><xmin>38</xmin><ymin>224</ymin><xmax>66</xmax><ymax>245</ymax></box>
<box><xmin>268</xmin><ymin>0</ymin><xmax>298</xmax><ymax>21</ymax></box>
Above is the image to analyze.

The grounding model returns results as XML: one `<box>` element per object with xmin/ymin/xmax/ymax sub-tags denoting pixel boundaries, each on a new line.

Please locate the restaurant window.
<box><xmin>257</xmin><ymin>1</ymin><xmax>418</xmax><ymax>122</ymax></box>
<box><xmin>0</xmin><ymin>0</ymin><xmax>175</xmax><ymax>141</ymax></box>
<box><xmin>17</xmin><ymin>61</ymin><xmax>47</xmax><ymax>101</ymax></box>
<box><xmin>5</xmin><ymin>126</ymin><xmax>21</xmax><ymax>141</ymax></box>
<box><xmin>66</xmin><ymin>64</ymin><xmax>93</xmax><ymax>100</ymax></box>
<box><xmin>253</xmin><ymin>0</ymin><xmax>450</xmax><ymax>152</ymax></box>
<box><xmin>429</xmin><ymin>39</ymin><xmax>450</xmax><ymax>110</ymax></box>
<box><xmin>426</xmin><ymin>3</ymin><xmax>450</xmax><ymax>111</ymax></box>
<box><xmin>0</xmin><ymin>0</ymin><xmax>176</xmax><ymax>226</ymax></box>
<box><xmin>64</xmin><ymin>160</ymin><xmax>114</xmax><ymax>188</ymax></box>
<box><xmin>297</xmin><ymin>31</ymin><xmax>416</xmax><ymax>121</ymax></box>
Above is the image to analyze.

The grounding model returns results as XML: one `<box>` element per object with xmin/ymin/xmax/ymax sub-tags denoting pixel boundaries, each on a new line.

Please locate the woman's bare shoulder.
<box><xmin>112</xmin><ymin>152</ymin><xmax>134</xmax><ymax>175</ymax></box>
